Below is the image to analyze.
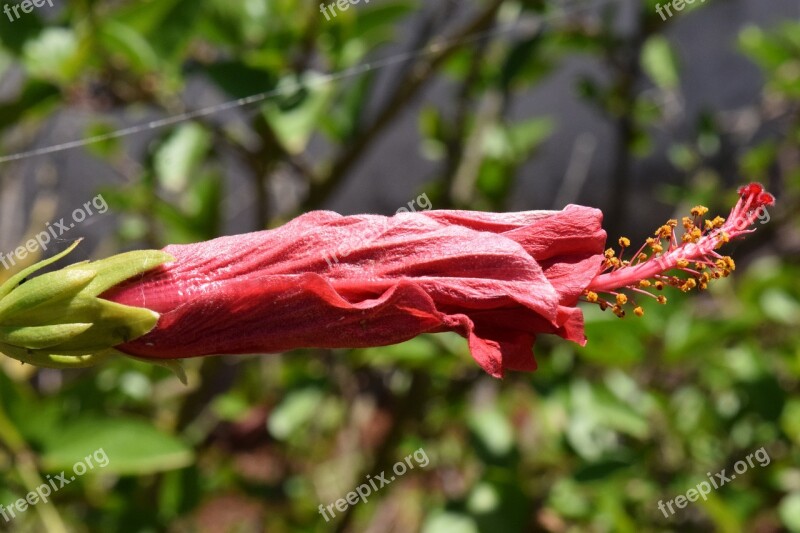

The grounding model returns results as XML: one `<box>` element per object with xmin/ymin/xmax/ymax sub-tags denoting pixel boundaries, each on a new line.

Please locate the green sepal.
<box><xmin>3</xmin><ymin>295</ymin><xmax>161</xmax><ymax>350</ymax></box>
<box><xmin>0</xmin><ymin>240</ymin><xmax>83</xmax><ymax>300</ymax></box>
<box><xmin>0</xmin><ymin>343</ymin><xmax>114</xmax><ymax>369</ymax></box>
<box><xmin>50</xmin><ymin>298</ymin><xmax>160</xmax><ymax>351</ymax></box>
<box><xmin>0</xmin><ymin>240</ymin><xmax>176</xmax><ymax>374</ymax></box>
<box><xmin>0</xmin><ymin>269</ymin><xmax>96</xmax><ymax>321</ymax></box>
<box><xmin>0</xmin><ymin>343</ymin><xmax>188</xmax><ymax>385</ymax></box>
<box><xmin>0</xmin><ymin>323</ymin><xmax>93</xmax><ymax>350</ymax></box>
<box><xmin>65</xmin><ymin>250</ymin><xmax>174</xmax><ymax>294</ymax></box>
<box><xmin>127</xmin><ymin>356</ymin><xmax>188</xmax><ymax>385</ymax></box>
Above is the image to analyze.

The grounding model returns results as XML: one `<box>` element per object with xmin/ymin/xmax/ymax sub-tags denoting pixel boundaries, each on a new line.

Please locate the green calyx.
<box><xmin>0</xmin><ymin>240</ymin><xmax>174</xmax><ymax>371</ymax></box>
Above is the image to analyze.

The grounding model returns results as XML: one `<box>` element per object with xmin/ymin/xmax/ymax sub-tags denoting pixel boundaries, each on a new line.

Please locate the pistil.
<box><xmin>585</xmin><ymin>183</ymin><xmax>775</xmax><ymax>316</ymax></box>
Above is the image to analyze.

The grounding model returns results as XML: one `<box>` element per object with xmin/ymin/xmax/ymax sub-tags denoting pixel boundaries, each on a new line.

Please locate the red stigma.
<box><xmin>738</xmin><ymin>182</ymin><xmax>764</xmax><ymax>197</ymax></box>
<box><xmin>757</xmin><ymin>192</ymin><xmax>776</xmax><ymax>206</ymax></box>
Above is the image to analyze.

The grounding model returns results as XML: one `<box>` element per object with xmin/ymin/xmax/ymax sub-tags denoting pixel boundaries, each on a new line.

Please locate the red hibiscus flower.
<box><xmin>0</xmin><ymin>183</ymin><xmax>774</xmax><ymax>377</ymax></box>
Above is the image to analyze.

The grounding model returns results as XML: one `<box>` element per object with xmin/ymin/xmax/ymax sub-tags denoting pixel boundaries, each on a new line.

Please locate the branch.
<box><xmin>302</xmin><ymin>0</ymin><xmax>507</xmax><ymax>211</ymax></box>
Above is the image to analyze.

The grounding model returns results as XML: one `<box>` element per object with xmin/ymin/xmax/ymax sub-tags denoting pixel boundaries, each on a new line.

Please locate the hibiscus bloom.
<box><xmin>0</xmin><ymin>183</ymin><xmax>774</xmax><ymax>377</ymax></box>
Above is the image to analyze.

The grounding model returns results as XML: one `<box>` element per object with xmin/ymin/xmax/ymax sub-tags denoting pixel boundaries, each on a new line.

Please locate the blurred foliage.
<box><xmin>0</xmin><ymin>1</ymin><xmax>799</xmax><ymax>532</ymax></box>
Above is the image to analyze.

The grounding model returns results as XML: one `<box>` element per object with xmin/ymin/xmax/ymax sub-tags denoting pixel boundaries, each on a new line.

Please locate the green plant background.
<box><xmin>0</xmin><ymin>1</ymin><xmax>799</xmax><ymax>532</ymax></box>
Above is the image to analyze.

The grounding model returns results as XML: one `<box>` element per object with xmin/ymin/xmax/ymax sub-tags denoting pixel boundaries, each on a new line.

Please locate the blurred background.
<box><xmin>1</xmin><ymin>0</ymin><xmax>799</xmax><ymax>531</ymax></box>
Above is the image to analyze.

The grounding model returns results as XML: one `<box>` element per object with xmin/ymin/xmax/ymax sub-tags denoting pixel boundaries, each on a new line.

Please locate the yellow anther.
<box><xmin>655</xmin><ymin>281</ymin><xmax>665</xmax><ymax>290</ymax></box>
<box><xmin>618</xmin><ymin>237</ymin><xmax>631</xmax><ymax>248</ymax></box>
<box><xmin>612</xmin><ymin>305</ymin><xmax>626</xmax><ymax>318</ymax></box>
<box><xmin>639</xmin><ymin>280</ymin><xmax>651</xmax><ymax>288</ymax></box>
<box><xmin>655</xmin><ymin>225</ymin><xmax>672</xmax><ymax>239</ymax></box>
<box><xmin>682</xmin><ymin>227</ymin><xmax>702</xmax><ymax>243</ymax></box>
<box><xmin>616</xmin><ymin>293</ymin><xmax>628</xmax><ymax>305</ymax></box>
<box><xmin>691</xmin><ymin>205</ymin><xmax>709</xmax><ymax>217</ymax></box>
<box><xmin>585</xmin><ymin>291</ymin><xmax>598</xmax><ymax>303</ymax></box>
<box><xmin>656</xmin><ymin>295</ymin><xmax>667</xmax><ymax>304</ymax></box>
<box><xmin>676</xmin><ymin>259</ymin><xmax>689</xmax><ymax>268</ymax></box>
<box><xmin>650</xmin><ymin>243</ymin><xmax>663</xmax><ymax>254</ymax></box>
<box><xmin>638</xmin><ymin>253</ymin><xmax>648</xmax><ymax>262</ymax></box>
<box><xmin>605</xmin><ymin>248</ymin><xmax>616</xmax><ymax>259</ymax></box>
<box><xmin>667</xmin><ymin>219</ymin><xmax>678</xmax><ymax>228</ymax></box>
<box><xmin>634</xmin><ymin>306</ymin><xmax>644</xmax><ymax>317</ymax></box>
<box><xmin>682</xmin><ymin>217</ymin><xmax>694</xmax><ymax>230</ymax></box>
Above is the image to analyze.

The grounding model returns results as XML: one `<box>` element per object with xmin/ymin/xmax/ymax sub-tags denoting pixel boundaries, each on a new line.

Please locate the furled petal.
<box><xmin>105</xmin><ymin>207</ymin><xmax>606</xmax><ymax>377</ymax></box>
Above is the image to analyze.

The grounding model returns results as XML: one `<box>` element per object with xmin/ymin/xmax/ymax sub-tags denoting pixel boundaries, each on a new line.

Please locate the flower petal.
<box><xmin>105</xmin><ymin>207</ymin><xmax>606</xmax><ymax>376</ymax></box>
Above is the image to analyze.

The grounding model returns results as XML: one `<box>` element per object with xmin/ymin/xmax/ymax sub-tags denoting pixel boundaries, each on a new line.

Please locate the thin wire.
<box><xmin>0</xmin><ymin>0</ymin><xmax>615</xmax><ymax>165</ymax></box>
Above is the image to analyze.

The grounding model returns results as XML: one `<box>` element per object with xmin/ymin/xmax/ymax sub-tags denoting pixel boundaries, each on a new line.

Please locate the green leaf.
<box><xmin>201</xmin><ymin>61</ymin><xmax>276</xmax><ymax>99</ymax></box>
<box><xmin>507</xmin><ymin>117</ymin><xmax>554</xmax><ymax>159</ymax></box>
<box><xmin>0</xmin><ymin>80</ymin><xmax>60</xmax><ymax>136</ymax></box>
<box><xmin>468</xmin><ymin>408</ymin><xmax>514</xmax><ymax>457</ymax></box>
<box><xmin>580</xmin><ymin>314</ymin><xmax>646</xmax><ymax>366</ymax></box>
<box><xmin>264</xmin><ymin>73</ymin><xmax>333</xmax><ymax>154</ymax></box>
<box><xmin>268</xmin><ymin>388</ymin><xmax>324</xmax><ymax>440</ymax></box>
<box><xmin>739</xmin><ymin>25</ymin><xmax>793</xmax><ymax>70</ymax></box>
<box><xmin>154</xmin><ymin>122</ymin><xmax>213</xmax><ymax>193</ymax></box>
<box><xmin>740</xmin><ymin>141</ymin><xmax>778</xmax><ymax>177</ymax></box>
<box><xmin>780</xmin><ymin>492</ymin><xmax>800</xmax><ymax>532</ymax></box>
<box><xmin>22</xmin><ymin>27</ymin><xmax>82</xmax><ymax>83</ymax></box>
<box><xmin>422</xmin><ymin>511</ymin><xmax>479</xmax><ymax>533</ymax></box>
<box><xmin>354</xmin><ymin>2</ymin><xmax>416</xmax><ymax>33</ymax></box>
<box><xmin>354</xmin><ymin>336</ymin><xmax>439</xmax><ymax>367</ymax></box>
<box><xmin>110</xmin><ymin>0</ymin><xmax>202</xmax><ymax>60</ymax></box>
<box><xmin>84</xmin><ymin>122</ymin><xmax>122</xmax><ymax>158</ymax></box>
<box><xmin>500</xmin><ymin>34</ymin><xmax>547</xmax><ymax>90</ymax></box>
<box><xmin>780</xmin><ymin>399</ymin><xmax>800</xmax><ymax>446</ymax></box>
<box><xmin>98</xmin><ymin>20</ymin><xmax>161</xmax><ymax>73</ymax></box>
<box><xmin>641</xmin><ymin>35</ymin><xmax>679</xmax><ymax>89</ymax></box>
<box><xmin>353</xmin><ymin>1</ymin><xmax>418</xmax><ymax>47</ymax></box>
<box><xmin>760</xmin><ymin>288</ymin><xmax>800</xmax><ymax>325</ymax></box>
<box><xmin>39</xmin><ymin>418</ymin><xmax>193</xmax><ymax>475</ymax></box>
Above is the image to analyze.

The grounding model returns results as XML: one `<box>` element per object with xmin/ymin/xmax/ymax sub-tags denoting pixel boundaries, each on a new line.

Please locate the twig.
<box><xmin>302</xmin><ymin>0</ymin><xmax>508</xmax><ymax>212</ymax></box>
